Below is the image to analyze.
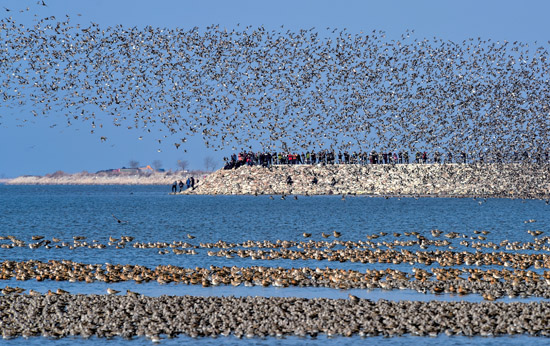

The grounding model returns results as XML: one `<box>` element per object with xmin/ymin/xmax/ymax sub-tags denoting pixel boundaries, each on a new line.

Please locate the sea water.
<box><xmin>1</xmin><ymin>185</ymin><xmax>550</xmax><ymax>345</ymax></box>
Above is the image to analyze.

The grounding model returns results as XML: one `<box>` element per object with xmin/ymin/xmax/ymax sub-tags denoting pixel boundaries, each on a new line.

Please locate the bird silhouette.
<box><xmin>0</xmin><ymin>16</ymin><xmax>547</xmax><ymax>192</ymax></box>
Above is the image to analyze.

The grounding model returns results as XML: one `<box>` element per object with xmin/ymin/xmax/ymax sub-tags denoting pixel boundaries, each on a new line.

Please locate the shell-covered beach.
<box><xmin>190</xmin><ymin>164</ymin><xmax>550</xmax><ymax>199</ymax></box>
<box><xmin>8</xmin><ymin>164</ymin><xmax>550</xmax><ymax>200</ymax></box>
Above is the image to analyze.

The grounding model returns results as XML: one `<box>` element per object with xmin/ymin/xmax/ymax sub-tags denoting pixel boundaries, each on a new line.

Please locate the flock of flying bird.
<box><xmin>1</xmin><ymin>3</ymin><xmax>549</xmax><ymax>161</ymax></box>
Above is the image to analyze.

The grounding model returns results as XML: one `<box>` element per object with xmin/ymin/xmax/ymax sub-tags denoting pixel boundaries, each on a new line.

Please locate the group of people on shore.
<box><xmin>222</xmin><ymin>150</ymin><xmax>427</xmax><ymax>169</ymax></box>
<box><xmin>223</xmin><ymin>150</ymin><xmax>550</xmax><ymax>169</ymax></box>
<box><xmin>171</xmin><ymin>177</ymin><xmax>196</xmax><ymax>192</ymax></box>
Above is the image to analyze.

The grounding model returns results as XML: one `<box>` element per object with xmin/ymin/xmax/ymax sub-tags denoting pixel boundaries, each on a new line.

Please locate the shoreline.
<box><xmin>4</xmin><ymin>171</ymin><xmax>209</xmax><ymax>186</ymax></box>
<box><xmin>6</xmin><ymin>163</ymin><xmax>550</xmax><ymax>199</ymax></box>
<box><xmin>188</xmin><ymin>163</ymin><xmax>550</xmax><ymax>199</ymax></box>
<box><xmin>172</xmin><ymin>192</ymin><xmax>545</xmax><ymax>200</ymax></box>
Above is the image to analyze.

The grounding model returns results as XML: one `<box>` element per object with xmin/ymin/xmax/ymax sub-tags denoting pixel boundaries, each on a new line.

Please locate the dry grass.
<box><xmin>6</xmin><ymin>171</ymin><xmax>211</xmax><ymax>185</ymax></box>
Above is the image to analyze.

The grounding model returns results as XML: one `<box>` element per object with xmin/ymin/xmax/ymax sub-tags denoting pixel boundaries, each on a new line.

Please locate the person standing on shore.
<box><xmin>172</xmin><ymin>181</ymin><xmax>178</xmax><ymax>193</ymax></box>
<box><xmin>186</xmin><ymin>178</ymin><xmax>191</xmax><ymax>190</ymax></box>
<box><xmin>190</xmin><ymin>176</ymin><xmax>195</xmax><ymax>190</ymax></box>
<box><xmin>178</xmin><ymin>180</ymin><xmax>184</xmax><ymax>192</ymax></box>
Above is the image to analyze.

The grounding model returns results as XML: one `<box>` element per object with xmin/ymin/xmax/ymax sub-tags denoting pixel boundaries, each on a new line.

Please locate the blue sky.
<box><xmin>0</xmin><ymin>0</ymin><xmax>548</xmax><ymax>177</ymax></box>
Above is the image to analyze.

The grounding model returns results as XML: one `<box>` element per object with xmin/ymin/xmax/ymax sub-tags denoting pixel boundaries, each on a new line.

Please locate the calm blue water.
<box><xmin>1</xmin><ymin>185</ymin><xmax>548</xmax><ymax>267</ymax></box>
<box><xmin>1</xmin><ymin>185</ymin><xmax>550</xmax><ymax>345</ymax></box>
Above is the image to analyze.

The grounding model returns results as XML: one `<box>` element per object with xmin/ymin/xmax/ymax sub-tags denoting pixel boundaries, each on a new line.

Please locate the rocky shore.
<box><xmin>190</xmin><ymin>163</ymin><xmax>550</xmax><ymax>198</ymax></box>
<box><xmin>1</xmin><ymin>294</ymin><xmax>550</xmax><ymax>339</ymax></box>
<box><xmin>6</xmin><ymin>164</ymin><xmax>550</xmax><ymax>198</ymax></box>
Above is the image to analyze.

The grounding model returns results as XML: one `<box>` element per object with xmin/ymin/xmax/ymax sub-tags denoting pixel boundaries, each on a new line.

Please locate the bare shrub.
<box><xmin>46</xmin><ymin>170</ymin><xmax>66</xmax><ymax>178</ymax></box>
<box><xmin>152</xmin><ymin>160</ymin><xmax>163</xmax><ymax>170</ymax></box>
<box><xmin>177</xmin><ymin>159</ymin><xmax>189</xmax><ymax>171</ymax></box>
<box><xmin>204</xmin><ymin>156</ymin><xmax>217</xmax><ymax>172</ymax></box>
